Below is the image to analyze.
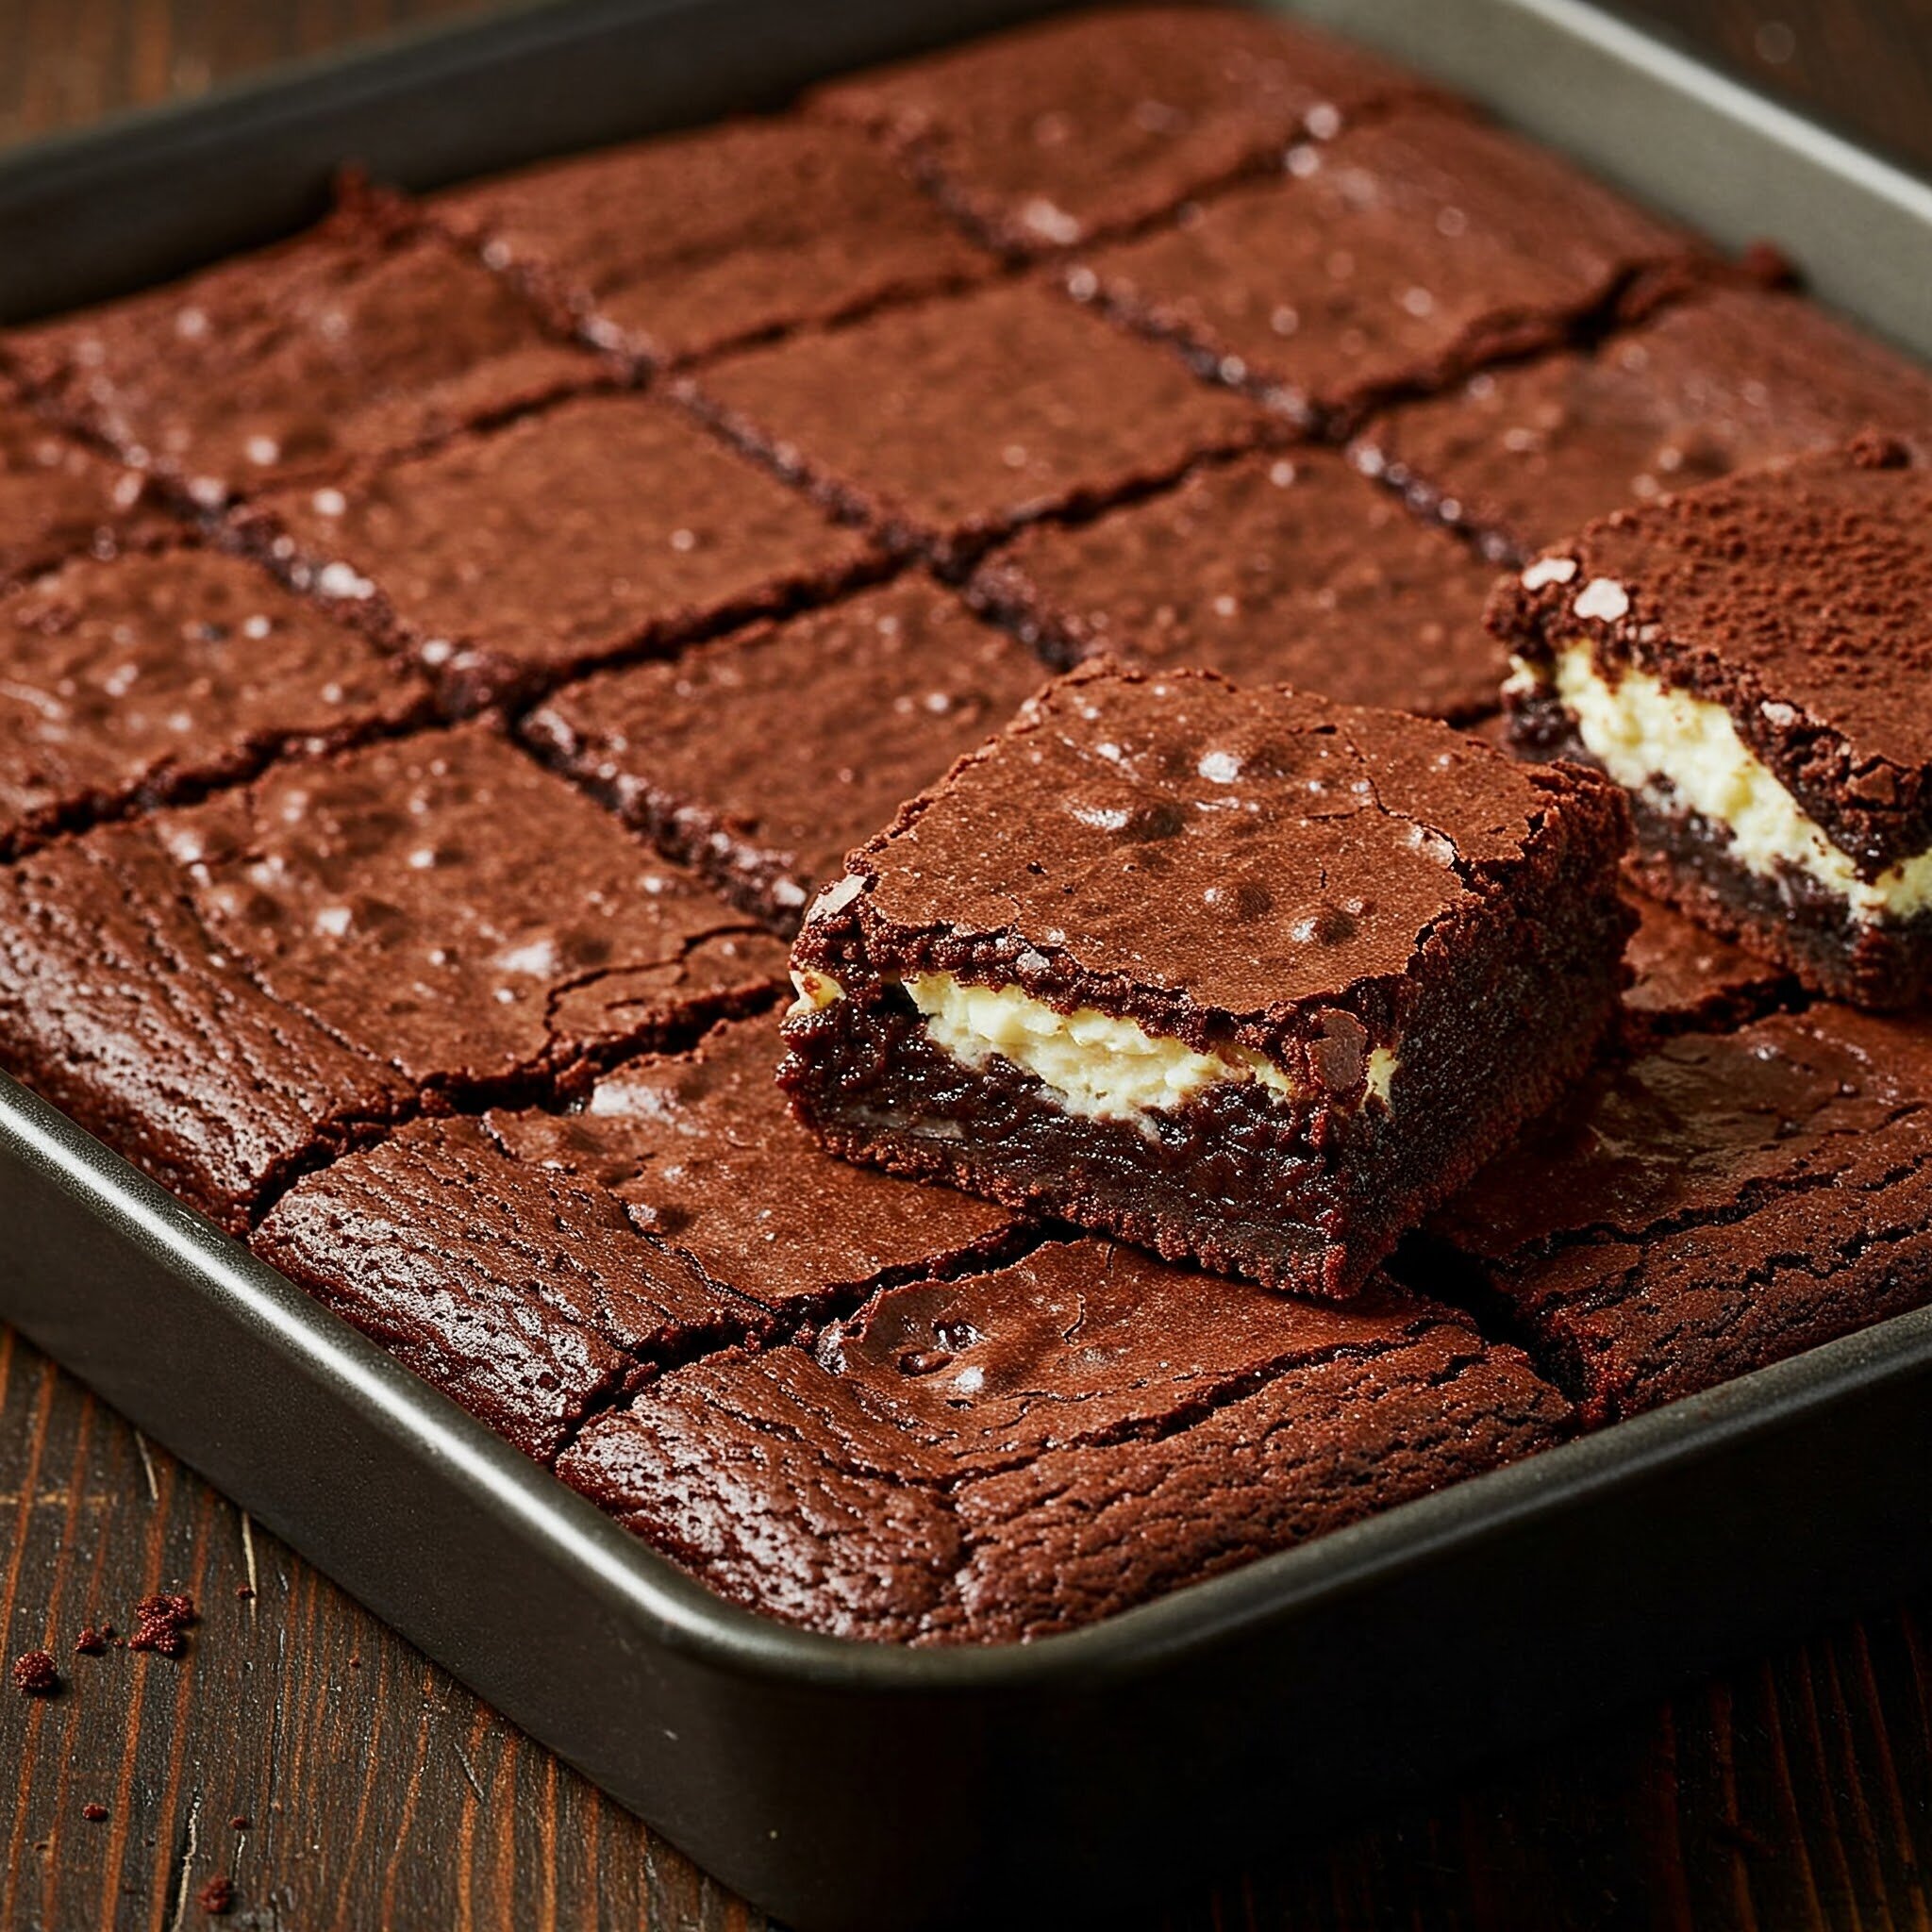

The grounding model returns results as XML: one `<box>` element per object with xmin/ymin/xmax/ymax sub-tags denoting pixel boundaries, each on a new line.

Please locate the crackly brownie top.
<box><xmin>1078</xmin><ymin>107</ymin><xmax>1690</xmax><ymax>422</ymax></box>
<box><xmin>1492</xmin><ymin>436</ymin><xmax>1932</xmax><ymax>865</ymax></box>
<box><xmin>158</xmin><ymin>721</ymin><xmax>785</xmax><ymax>1089</ymax></box>
<box><xmin>0</xmin><ymin>544</ymin><xmax>427</xmax><ymax>852</ymax></box>
<box><xmin>0</xmin><ymin>378</ymin><xmax>166</xmax><ymax>585</ymax></box>
<box><xmin>811</xmin><ymin>4</ymin><xmax>1424</xmax><ymax>251</ymax></box>
<box><xmin>485</xmin><ymin>1013</ymin><xmax>1019</xmax><ymax>1314</ymax></box>
<box><xmin>687</xmin><ymin>279</ymin><xmax>1263</xmax><ymax>558</ymax></box>
<box><xmin>1620</xmin><ymin>887</ymin><xmax>1794</xmax><ymax>1040</ymax></box>
<box><xmin>969</xmin><ymin>448</ymin><xmax>1505</xmax><ymax>719</ymax></box>
<box><xmin>805</xmin><ymin>661</ymin><xmax>1623</xmax><ymax>1036</ymax></box>
<box><xmin>9</xmin><ymin>205</ymin><xmax>595</xmax><ymax>497</ymax></box>
<box><xmin>1353</xmin><ymin>288</ymin><xmax>1932</xmax><ymax>560</ymax></box>
<box><xmin>433</xmin><ymin>117</ymin><xmax>987</xmax><ymax>364</ymax></box>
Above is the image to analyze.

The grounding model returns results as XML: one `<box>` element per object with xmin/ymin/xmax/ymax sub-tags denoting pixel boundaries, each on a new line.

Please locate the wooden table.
<box><xmin>5</xmin><ymin>4</ymin><xmax>1932</xmax><ymax>1926</ymax></box>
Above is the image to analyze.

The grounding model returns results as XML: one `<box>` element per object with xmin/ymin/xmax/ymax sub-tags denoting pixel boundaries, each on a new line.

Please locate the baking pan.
<box><xmin>4</xmin><ymin>4</ymin><xmax>1932</xmax><ymax>1927</ymax></box>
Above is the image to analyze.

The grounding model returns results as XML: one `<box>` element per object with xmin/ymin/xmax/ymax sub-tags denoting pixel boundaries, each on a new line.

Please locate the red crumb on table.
<box><xmin>196</xmin><ymin>1874</ymin><xmax>236</xmax><ymax>1916</ymax></box>
<box><xmin>128</xmin><ymin>1592</ymin><xmax>197</xmax><ymax>1657</ymax></box>
<box><xmin>10</xmin><ymin>1650</ymin><xmax>59</xmax><ymax>1695</ymax></box>
<box><xmin>81</xmin><ymin>1803</ymin><xmax>108</xmax><ymax>1823</ymax></box>
<box><xmin>73</xmin><ymin>1624</ymin><xmax>112</xmax><ymax>1656</ymax></box>
<box><xmin>229</xmin><ymin>1814</ymin><xmax>250</xmax><ymax>1832</ymax></box>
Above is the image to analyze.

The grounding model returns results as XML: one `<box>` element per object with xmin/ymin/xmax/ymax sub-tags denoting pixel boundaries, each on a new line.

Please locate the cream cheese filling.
<box><xmin>1523</xmin><ymin>640</ymin><xmax>1932</xmax><ymax>923</ymax></box>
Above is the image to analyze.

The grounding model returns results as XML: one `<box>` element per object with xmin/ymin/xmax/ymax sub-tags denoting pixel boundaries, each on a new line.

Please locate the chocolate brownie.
<box><xmin>1071</xmin><ymin>107</ymin><xmax>1694</xmax><ymax>429</ymax></box>
<box><xmin>1495</xmin><ymin>436</ymin><xmax>1932</xmax><ymax>1006</ymax></box>
<box><xmin>1352</xmin><ymin>287</ymin><xmax>1932</xmax><ymax>561</ymax></box>
<box><xmin>8</xmin><ymin>201</ymin><xmax>596</xmax><ymax>503</ymax></box>
<box><xmin>966</xmin><ymin>447</ymin><xmax>1506</xmax><ymax>720</ymax></box>
<box><xmin>0</xmin><ymin>543</ymin><xmax>429</xmax><ymax>856</ymax></box>
<box><xmin>246</xmin><ymin>391</ymin><xmax>881</xmax><ymax>709</ymax></box>
<box><xmin>683</xmin><ymin>279</ymin><xmax>1265</xmax><ymax>568</ymax></box>
<box><xmin>523</xmin><ymin>576</ymin><xmax>1045</xmax><ymax>930</ymax></box>
<box><xmin>1621</xmin><ymin>886</ymin><xmax>1796</xmax><ymax>1045</ymax></box>
<box><xmin>1426</xmin><ymin>1006</ymin><xmax>1932</xmax><ymax>1424</ymax></box>
<box><xmin>780</xmin><ymin>661</ymin><xmax>1632</xmax><ymax>1297</ymax></box>
<box><xmin>811</xmin><ymin>5</ymin><xmax>1428</xmax><ymax>254</ymax></box>
<box><xmin>432</xmin><ymin>117</ymin><xmax>989</xmax><ymax>367</ymax></box>
<box><xmin>558</xmin><ymin>1239</ymin><xmax>1568</xmax><ymax>1641</ymax></box>
<box><xmin>484</xmin><ymin>1013</ymin><xmax>1025</xmax><ymax>1320</ymax></box>
<box><xmin>255</xmin><ymin>1117</ymin><xmax>767</xmax><ymax>1462</ymax></box>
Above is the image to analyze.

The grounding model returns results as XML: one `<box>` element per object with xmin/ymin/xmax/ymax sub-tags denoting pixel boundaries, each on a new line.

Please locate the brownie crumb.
<box><xmin>1850</xmin><ymin>428</ymin><xmax>1911</xmax><ymax>470</ymax></box>
<box><xmin>73</xmin><ymin>1624</ymin><xmax>112</xmax><ymax>1656</ymax></box>
<box><xmin>196</xmin><ymin>1874</ymin><xmax>236</xmax><ymax>1917</ymax></box>
<box><xmin>81</xmin><ymin>1803</ymin><xmax>108</xmax><ymax>1823</ymax></box>
<box><xmin>128</xmin><ymin>1592</ymin><xmax>197</xmax><ymax>1657</ymax></box>
<box><xmin>229</xmin><ymin>1814</ymin><xmax>250</xmax><ymax>1832</ymax></box>
<box><xmin>10</xmin><ymin>1650</ymin><xmax>59</xmax><ymax>1695</ymax></box>
<box><xmin>234</xmin><ymin>1586</ymin><xmax>256</xmax><ymax>1601</ymax></box>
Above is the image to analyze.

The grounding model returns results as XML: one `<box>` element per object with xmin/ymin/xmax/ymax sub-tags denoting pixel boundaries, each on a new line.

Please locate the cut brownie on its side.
<box><xmin>246</xmin><ymin>391</ymin><xmax>882</xmax><ymax>710</ymax></box>
<box><xmin>8</xmin><ymin>201</ymin><xmax>597</xmax><ymax>504</ymax></box>
<box><xmin>683</xmin><ymin>280</ymin><xmax>1265</xmax><ymax>568</ymax></box>
<box><xmin>558</xmin><ymin>1239</ymin><xmax>1569</xmax><ymax>1642</ymax></box>
<box><xmin>1071</xmin><ymin>108</ymin><xmax>1694</xmax><ymax>428</ymax></box>
<box><xmin>810</xmin><ymin>5</ymin><xmax>1428</xmax><ymax>255</ymax></box>
<box><xmin>780</xmin><ymin>661</ymin><xmax>1632</xmax><ymax>1297</ymax></box>
<box><xmin>484</xmin><ymin>1013</ymin><xmax>1026</xmax><ymax>1322</ymax></box>
<box><xmin>1494</xmin><ymin>435</ymin><xmax>1932</xmax><ymax>1007</ymax></box>
<box><xmin>1621</xmin><ymin>887</ymin><xmax>1796</xmax><ymax>1046</ymax></box>
<box><xmin>523</xmin><ymin>577</ymin><xmax>1045</xmax><ymax>930</ymax></box>
<box><xmin>1426</xmin><ymin>1006</ymin><xmax>1932</xmax><ymax>1424</ymax></box>
<box><xmin>431</xmin><ymin>118</ymin><xmax>990</xmax><ymax>367</ymax></box>
<box><xmin>1352</xmin><ymin>287</ymin><xmax>1932</xmax><ymax>561</ymax></box>
<box><xmin>0</xmin><ymin>543</ymin><xmax>430</xmax><ymax>856</ymax></box>
<box><xmin>966</xmin><ymin>447</ymin><xmax>1506</xmax><ymax>721</ymax></box>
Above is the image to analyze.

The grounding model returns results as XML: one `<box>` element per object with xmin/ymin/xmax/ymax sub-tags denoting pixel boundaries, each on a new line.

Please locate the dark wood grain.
<box><xmin>4</xmin><ymin>5</ymin><xmax>1932</xmax><ymax>1929</ymax></box>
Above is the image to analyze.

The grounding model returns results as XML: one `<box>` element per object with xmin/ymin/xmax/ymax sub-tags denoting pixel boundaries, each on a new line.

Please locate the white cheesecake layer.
<box><xmin>1527</xmin><ymin>641</ymin><xmax>1932</xmax><ymax>923</ymax></box>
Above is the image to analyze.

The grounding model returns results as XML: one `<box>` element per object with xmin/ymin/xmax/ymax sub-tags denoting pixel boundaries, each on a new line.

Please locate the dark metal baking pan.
<box><xmin>4</xmin><ymin>5</ymin><xmax>1931</xmax><ymax>1927</ymax></box>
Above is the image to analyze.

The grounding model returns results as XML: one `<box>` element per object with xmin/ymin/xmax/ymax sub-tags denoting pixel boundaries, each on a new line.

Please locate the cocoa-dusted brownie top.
<box><xmin>684</xmin><ymin>279</ymin><xmax>1265</xmax><ymax>566</ymax></box>
<box><xmin>558</xmin><ymin>1239</ymin><xmax>1567</xmax><ymax>1641</ymax></box>
<box><xmin>255</xmin><ymin>1116</ymin><xmax>768</xmax><ymax>1463</ymax></box>
<box><xmin>432</xmin><ymin>118</ymin><xmax>990</xmax><ymax>367</ymax></box>
<box><xmin>1074</xmin><ymin>107</ymin><xmax>1693</xmax><ymax>426</ymax></box>
<box><xmin>486</xmin><ymin>1014</ymin><xmax>1024</xmax><ymax>1318</ymax></box>
<box><xmin>1353</xmin><ymin>287</ymin><xmax>1932</xmax><ymax>561</ymax></box>
<box><xmin>811</xmin><ymin>5</ymin><xmax>1427</xmax><ymax>254</ymax></box>
<box><xmin>249</xmin><ymin>391</ymin><xmax>882</xmax><ymax>709</ymax></box>
<box><xmin>967</xmin><ymin>447</ymin><xmax>1506</xmax><ymax>720</ymax></box>
<box><xmin>1620</xmin><ymin>887</ymin><xmax>1796</xmax><ymax>1043</ymax></box>
<box><xmin>524</xmin><ymin>576</ymin><xmax>1046</xmax><ymax>930</ymax></box>
<box><xmin>8</xmin><ymin>201</ymin><xmax>597</xmax><ymax>502</ymax></box>
<box><xmin>1429</xmin><ymin>1005</ymin><xmax>1932</xmax><ymax>1423</ymax></box>
<box><xmin>0</xmin><ymin>543</ymin><xmax>430</xmax><ymax>856</ymax></box>
<box><xmin>1491</xmin><ymin>436</ymin><xmax>1932</xmax><ymax>873</ymax></box>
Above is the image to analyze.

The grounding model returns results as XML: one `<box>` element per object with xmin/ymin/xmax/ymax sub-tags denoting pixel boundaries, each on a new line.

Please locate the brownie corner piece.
<box><xmin>1494</xmin><ymin>433</ymin><xmax>1932</xmax><ymax>1008</ymax></box>
<box><xmin>779</xmin><ymin>660</ymin><xmax>1632</xmax><ymax>1297</ymax></box>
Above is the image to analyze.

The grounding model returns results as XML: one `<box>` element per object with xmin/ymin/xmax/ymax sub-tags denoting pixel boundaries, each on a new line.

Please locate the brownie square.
<box><xmin>523</xmin><ymin>576</ymin><xmax>1045</xmax><ymax>930</ymax></box>
<box><xmin>246</xmin><ymin>391</ymin><xmax>882</xmax><ymax>709</ymax></box>
<box><xmin>1071</xmin><ymin>108</ymin><xmax>1693</xmax><ymax>428</ymax></box>
<box><xmin>1352</xmin><ymin>287</ymin><xmax>1932</xmax><ymax>561</ymax></box>
<box><xmin>432</xmin><ymin>117</ymin><xmax>990</xmax><ymax>367</ymax></box>
<box><xmin>8</xmin><ymin>202</ymin><xmax>597</xmax><ymax>504</ymax></box>
<box><xmin>0</xmin><ymin>543</ymin><xmax>430</xmax><ymax>856</ymax></box>
<box><xmin>1495</xmin><ymin>436</ymin><xmax>1932</xmax><ymax>1007</ymax></box>
<box><xmin>558</xmin><ymin>1239</ymin><xmax>1568</xmax><ymax>1641</ymax></box>
<box><xmin>484</xmin><ymin>1013</ymin><xmax>1026</xmax><ymax>1320</ymax></box>
<box><xmin>810</xmin><ymin>5</ymin><xmax>1427</xmax><ymax>254</ymax></box>
<box><xmin>966</xmin><ymin>447</ymin><xmax>1506</xmax><ymax>721</ymax></box>
<box><xmin>1427</xmin><ymin>1006</ymin><xmax>1932</xmax><ymax>1424</ymax></box>
<box><xmin>780</xmin><ymin>661</ymin><xmax>1632</xmax><ymax>1296</ymax></box>
<box><xmin>255</xmin><ymin>1116</ymin><xmax>768</xmax><ymax>1463</ymax></box>
<box><xmin>684</xmin><ymin>279</ymin><xmax>1265</xmax><ymax>567</ymax></box>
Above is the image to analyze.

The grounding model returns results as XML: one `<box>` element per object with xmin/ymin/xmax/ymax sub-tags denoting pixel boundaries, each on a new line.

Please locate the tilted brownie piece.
<box><xmin>558</xmin><ymin>1239</ymin><xmax>1569</xmax><ymax>1641</ymax></box>
<box><xmin>1352</xmin><ymin>287</ymin><xmax>1932</xmax><ymax>561</ymax></box>
<box><xmin>255</xmin><ymin>1117</ymin><xmax>767</xmax><ymax>1463</ymax></box>
<box><xmin>523</xmin><ymin>577</ymin><xmax>1045</xmax><ymax>930</ymax></box>
<box><xmin>810</xmin><ymin>5</ymin><xmax>1427</xmax><ymax>254</ymax></box>
<box><xmin>1071</xmin><ymin>107</ymin><xmax>1694</xmax><ymax>429</ymax></box>
<box><xmin>8</xmin><ymin>201</ymin><xmax>595</xmax><ymax>503</ymax></box>
<box><xmin>1620</xmin><ymin>887</ymin><xmax>1796</xmax><ymax>1046</ymax></box>
<box><xmin>966</xmin><ymin>447</ymin><xmax>1506</xmax><ymax>721</ymax></box>
<box><xmin>1495</xmin><ymin>436</ymin><xmax>1932</xmax><ymax>1006</ymax></box>
<box><xmin>485</xmin><ymin>1014</ymin><xmax>1025</xmax><ymax>1322</ymax></box>
<box><xmin>683</xmin><ymin>280</ymin><xmax>1264</xmax><ymax>568</ymax></box>
<box><xmin>431</xmin><ymin>118</ymin><xmax>989</xmax><ymax>367</ymax></box>
<box><xmin>780</xmin><ymin>661</ymin><xmax>1632</xmax><ymax>1297</ymax></box>
<box><xmin>1426</xmin><ymin>1006</ymin><xmax>1932</xmax><ymax>1424</ymax></box>
<box><xmin>246</xmin><ymin>392</ymin><xmax>881</xmax><ymax>710</ymax></box>
<box><xmin>0</xmin><ymin>543</ymin><xmax>430</xmax><ymax>856</ymax></box>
